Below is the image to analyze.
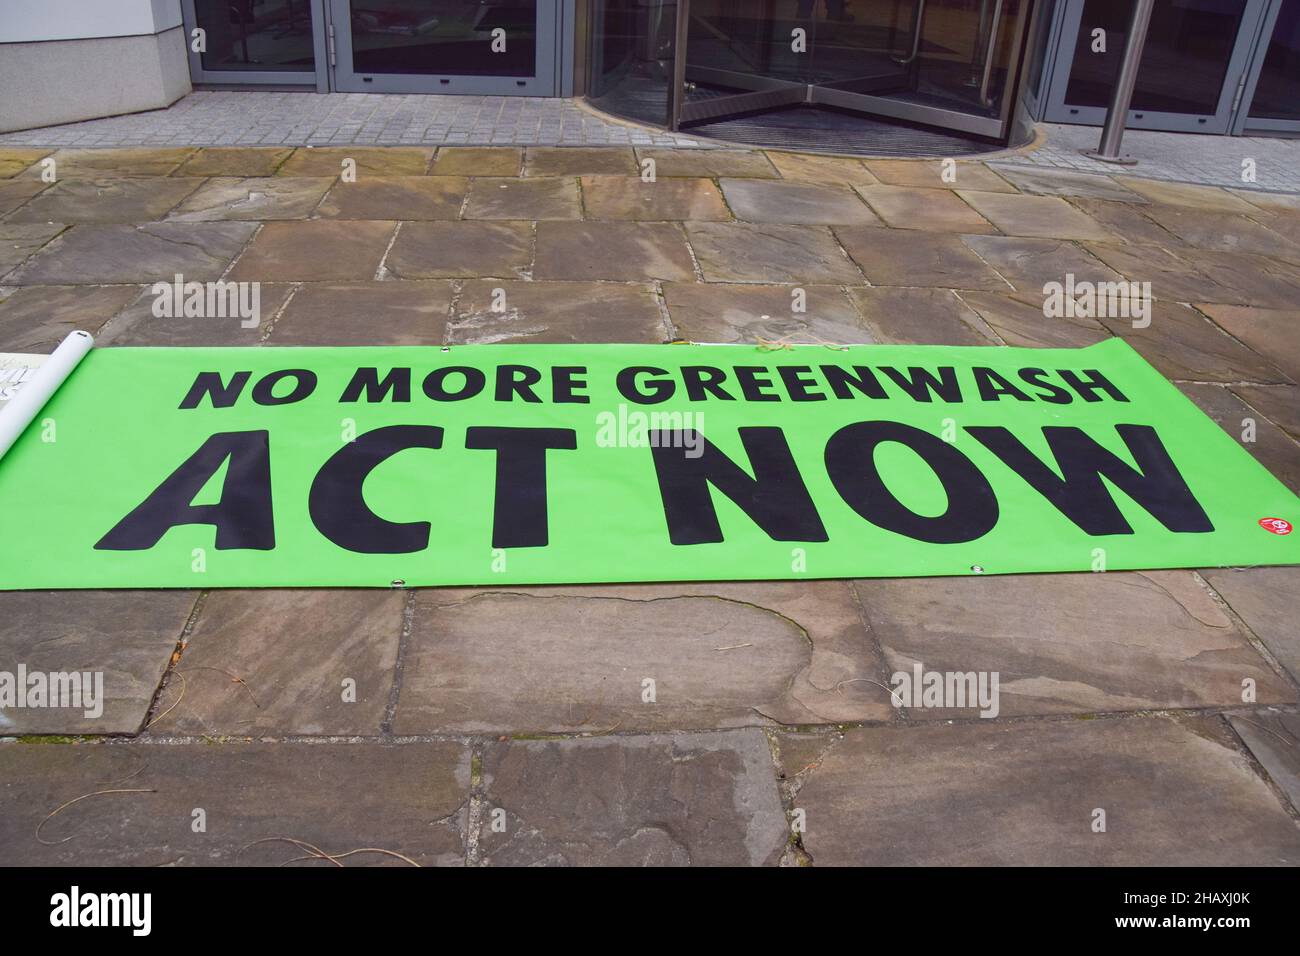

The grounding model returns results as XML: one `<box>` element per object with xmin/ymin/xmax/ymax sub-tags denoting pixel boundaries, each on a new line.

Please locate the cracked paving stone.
<box><xmin>1177</xmin><ymin>249</ymin><xmax>1300</xmax><ymax>308</ymax></box>
<box><xmin>1115</xmin><ymin>177</ymin><xmax>1259</xmax><ymax>214</ymax></box>
<box><xmin>0</xmin><ymin>591</ymin><xmax>196</xmax><ymax>734</ymax></box>
<box><xmin>0</xmin><ymin>223</ymin><xmax>65</xmax><ymax>278</ymax></box>
<box><xmin>394</xmin><ymin>581</ymin><xmax>890</xmax><ymax>734</ymax></box>
<box><xmin>661</xmin><ymin>282</ymin><xmax>869</xmax><ymax>344</ymax></box>
<box><xmin>1139</xmin><ymin>205</ymin><xmax>1300</xmax><ymax>260</ymax></box>
<box><xmin>172</xmin><ymin>147</ymin><xmax>295</xmax><ymax>178</ymax></box>
<box><xmin>100</xmin><ymin>284</ymin><xmax>292</xmax><ymax>346</ymax></box>
<box><xmin>533</xmin><ymin>221</ymin><xmax>694</xmax><ymax>281</ymax></box>
<box><xmin>0</xmin><ymin>740</ymin><xmax>469</xmax><ymax>865</ymax></box>
<box><xmin>836</xmin><ymin>227</ymin><xmax>1007</xmax><ymax>290</ymax></box>
<box><xmin>41</xmin><ymin>147</ymin><xmax>197</xmax><ymax>178</ymax></box>
<box><xmin>478</xmin><ymin>729</ymin><xmax>787</xmax><ymax>866</ymax></box>
<box><xmin>1233</xmin><ymin>384</ymin><xmax>1300</xmax><ymax>442</ymax></box>
<box><xmin>1066</xmin><ymin>197</ymin><xmax>1187</xmax><ymax>249</ymax></box>
<box><xmin>277</xmin><ymin>146</ymin><xmax>434</xmax><ymax>177</ymax></box>
<box><xmin>166</xmin><ymin>177</ymin><xmax>334</xmax><ymax>221</ymax></box>
<box><xmin>959</xmin><ymin>234</ymin><xmax>1121</xmax><ymax>294</ymax></box>
<box><xmin>686</xmin><ymin>222</ymin><xmax>863</xmax><ymax>283</ymax></box>
<box><xmin>8</xmin><ymin>222</ymin><xmax>257</xmax><ymax>285</ymax></box>
<box><xmin>524</xmin><ymin>147</ymin><xmax>637</xmax><ymax>176</ymax></box>
<box><xmin>958</xmin><ymin>191</ymin><xmax>1116</xmax><ymax>242</ymax></box>
<box><xmin>989</xmin><ymin>165</ymin><xmax>1146</xmax><ymax>203</ymax></box>
<box><xmin>315</xmin><ymin>176</ymin><xmax>468</xmax><ymax>220</ymax></box>
<box><xmin>227</xmin><ymin>220</ymin><xmax>396</xmax><ymax>282</ymax></box>
<box><xmin>781</xmin><ymin>716</ymin><xmax>1300</xmax><ymax>865</ymax></box>
<box><xmin>450</xmin><ymin>280</ymin><xmax>663</xmax><ymax>344</ymax></box>
<box><xmin>1201</xmin><ymin>567</ymin><xmax>1300</xmax><ymax>684</ymax></box>
<box><xmin>7</xmin><ymin>178</ymin><xmax>202</xmax><ymax>224</ymax></box>
<box><xmin>464</xmin><ymin>177</ymin><xmax>581</xmax><ymax>220</ymax></box>
<box><xmin>1097</xmin><ymin>302</ymin><xmax>1291</xmax><ymax>384</ymax></box>
<box><xmin>863</xmin><ymin>159</ymin><xmax>1016</xmax><ymax>193</ymax></box>
<box><xmin>847</xmin><ymin>287</ymin><xmax>995</xmax><ymax>345</ymax></box>
<box><xmin>581</xmin><ymin>175</ymin><xmax>729</xmax><ymax>221</ymax></box>
<box><xmin>268</xmin><ymin>280</ymin><xmax>453</xmax><ymax>345</ymax></box>
<box><xmin>852</xmin><ymin>571</ymin><xmax>1295</xmax><ymax>719</ymax></box>
<box><xmin>1082</xmin><ymin>242</ymin><xmax>1216</xmax><ymax>302</ymax></box>
<box><xmin>764</xmin><ymin>151</ymin><xmax>877</xmax><ymax>186</ymax></box>
<box><xmin>958</xmin><ymin>291</ymin><xmax>1111</xmax><ymax>349</ymax></box>
<box><xmin>1195</xmin><ymin>303</ymin><xmax>1300</xmax><ymax>382</ymax></box>
<box><xmin>0</xmin><ymin>284</ymin><xmax>145</xmax><ymax>351</ymax></box>
<box><xmin>145</xmin><ymin>590</ymin><xmax>406</xmax><ymax>736</ymax></box>
<box><xmin>854</xmin><ymin>185</ymin><xmax>996</xmax><ymax>234</ymax></box>
<box><xmin>385</xmin><ymin>221</ymin><xmax>532</xmax><ymax>279</ymax></box>
<box><xmin>634</xmin><ymin>148</ymin><xmax>779</xmax><ymax>179</ymax></box>
<box><xmin>1181</xmin><ymin>383</ymin><xmax>1300</xmax><ymax>494</ymax></box>
<box><xmin>720</xmin><ymin>179</ymin><xmax>878</xmax><ymax>225</ymax></box>
<box><xmin>0</xmin><ymin>178</ymin><xmax>53</xmax><ymax>217</ymax></box>
<box><xmin>429</xmin><ymin>146</ymin><xmax>522</xmax><ymax>177</ymax></box>
<box><xmin>1227</xmin><ymin>709</ymin><xmax>1300</xmax><ymax>811</ymax></box>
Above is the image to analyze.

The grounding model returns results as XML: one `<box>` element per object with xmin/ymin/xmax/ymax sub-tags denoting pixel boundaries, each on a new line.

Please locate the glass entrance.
<box><xmin>329</xmin><ymin>0</ymin><xmax>558</xmax><ymax>94</ymax></box>
<box><xmin>1042</xmin><ymin>0</ymin><xmax>1272</xmax><ymax>133</ymax></box>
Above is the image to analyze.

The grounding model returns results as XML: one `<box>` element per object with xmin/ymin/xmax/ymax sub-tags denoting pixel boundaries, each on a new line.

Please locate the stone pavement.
<box><xmin>1</xmin><ymin>144</ymin><xmax>1299</xmax><ymax>866</ymax></box>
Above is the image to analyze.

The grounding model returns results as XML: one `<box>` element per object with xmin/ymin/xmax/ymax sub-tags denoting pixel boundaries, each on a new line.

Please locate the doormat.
<box><xmin>0</xmin><ymin>339</ymin><xmax>1295</xmax><ymax>589</ymax></box>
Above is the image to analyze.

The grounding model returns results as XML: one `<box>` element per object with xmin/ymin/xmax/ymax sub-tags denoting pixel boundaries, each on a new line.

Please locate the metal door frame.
<box><xmin>670</xmin><ymin>0</ymin><xmax>1037</xmax><ymax>141</ymax></box>
<box><xmin>328</xmin><ymin>0</ymin><xmax>560</xmax><ymax>95</ymax></box>
<box><xmin>1232</xmin><ymin>0</ymin><xmax>1300</xmax><ymax>134</ymax></box>
<box><xmin>181</xmin><ymin>0</ymin><xmax>331</xmax><ymax>90</ymax></box>
<box><xmin>1042</xmin><ymin>0</ymin><xmax>1272</xmax><ymax>133</ymax></box>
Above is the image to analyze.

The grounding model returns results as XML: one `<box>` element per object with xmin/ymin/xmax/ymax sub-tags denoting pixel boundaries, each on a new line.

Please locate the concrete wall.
<box><xmin>0</xmin><ymin>0</ymin><xmax>191</xmax><ymax>133</ymax></box>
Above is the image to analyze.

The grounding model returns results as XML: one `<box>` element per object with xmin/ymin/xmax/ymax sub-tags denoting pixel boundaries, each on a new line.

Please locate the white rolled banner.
<box><xmin>0</xmin><ymin>330</ymin><xmax>95</xmax><ymax>462</ymax></box>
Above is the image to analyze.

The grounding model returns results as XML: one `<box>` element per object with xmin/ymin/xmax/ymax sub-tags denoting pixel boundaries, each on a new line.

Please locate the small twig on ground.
<box><xmin>244</xmin><ymin>837</ymin><xmax>419</xmax><ymax>867</ymax></box>
<box><xmin>145</xmin><ymin>670</ymin><xmax>188</xmax><ymax>728</ymax></box>
<box><xmin>36</xmin><ymin>789</ymin><xmax>156</xmax><ymax>846</ymax></box>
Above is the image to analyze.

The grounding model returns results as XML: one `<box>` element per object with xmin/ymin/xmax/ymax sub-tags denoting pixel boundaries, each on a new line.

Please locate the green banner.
<box><xmin>0</xmin><ymin>340</ymin><xmax>1295</xmax><ymax>589</ymax></box>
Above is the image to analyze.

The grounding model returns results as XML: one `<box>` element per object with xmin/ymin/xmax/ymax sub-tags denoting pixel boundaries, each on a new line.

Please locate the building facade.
<box><xmin>1</xmin><ymin>1</ymin><xmax>1297</xmax><ymax>144</ymax></box>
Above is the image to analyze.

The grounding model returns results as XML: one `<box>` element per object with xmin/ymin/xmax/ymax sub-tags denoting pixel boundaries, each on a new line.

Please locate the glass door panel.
<box><xmin>183</xmin><ymin>0</ymin><xmax>328</xmax><ymax>85</ymax></box>
<box><xmin>1243</xmin><ymin>0</ymin><xmax>1300</xmax><ymax>130</ymax></box>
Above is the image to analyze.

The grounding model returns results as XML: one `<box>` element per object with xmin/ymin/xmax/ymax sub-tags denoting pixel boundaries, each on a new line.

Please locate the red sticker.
<box><xmin>1259</xmin><ymin>517</ymin><xmax>1293</xmax><ymax>536</ymax></box>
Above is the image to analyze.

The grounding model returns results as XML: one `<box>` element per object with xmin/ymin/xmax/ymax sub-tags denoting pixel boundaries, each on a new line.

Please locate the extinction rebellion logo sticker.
<box><xmin>1258</xmin><ymin>517</ymin><xmax>1292</xmax><ymax>535</ymax></box>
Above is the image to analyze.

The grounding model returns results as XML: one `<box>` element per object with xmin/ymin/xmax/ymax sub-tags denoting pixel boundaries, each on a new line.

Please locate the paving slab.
<box><xmin>1116</xmin><ymin>177</ymin><xmax>1260</xmax><ymax>213</ymax></box>
<box><xmin>959</xmin><ymin>234</ymin><xmax>1121</xmax><ymax>294</ymax></box>
<box><xmin>166</xmin><ymin>176</ymin><xmax>334</xmax><ymax>221</ymax></box>
<box><xmin>533</xmin><ymin>221</ymin><xmax>694</xmax><ymax>281</ymax></box>
<box><xmin>9</xmin><ymin>222</ymin><xmax>256</xmax><ymax>285</ymax></box>
<box><xmin>0</xmin><ymin>590</ymin><xmax>196</xmax><ymax>734</ymax></box>
<box><xmin>315</xmin><ymin>176</ymin><xmax>468</xmax><ymax>220</ymax></box>
<box><xmin>227</xmin><ymin>220</ymin><xmax>396</xmax><ymax>282</ymax></box>
<box><xmin>0</xmin><ymin>284</ymin><xmax>145</xmax><ymax>350</ymax></box>
<box><xmin>449</xmin><ymin>280</ymin><xmax>664</xmax><ymax>344</ymax></box>
<box><xmin>523</xmin><ymin>147</ymin><xmax>637</xmax><ymax>177</ymax></box>
<box><xmin>836</xmin><ymin>227</ymin><xmax>1007</xmax><ymax>289</ymax></box>
<box><xmin>385</xmin><ymin>220</ymin><xmax>533</xmax><ymax>279</ymax></box>
<box><xmin>172</xmin><ymin>147</ymin><xmax>295</xmax><ymax>178</ymax></box>
<box><xmin>0</xmin><ymin>148</ymin><xmax>53</xmax><ymax>178</ymax></box>
<box><xmin>764</xmin><ymin>151</ymin><xmax>877</xmax><ymax>186</ymax></box>
<box><xmin>958</xmin><ymin>191</ymin><xmax>1115</xmax><ymax>241</ymax></box>
<box><xmin>0</xmin><ymin>740</ymin><xmax>469</xmax><ymax>866</ymax></box>
<box><xmin>958</xmin><ymin>290</ymin><xmax>1112</xmax><ymax>349</ymax></box>
<box><xmin>662</xmin><ymin>282</ymin><xmax>868</xmax><ymax>344</ymax></box>
<box><xmin>854</xmin><ymin>572</ymin><xmax>1294</xmax><ymax>719</ymax></box>
<box><xmin>854</xmin><ymin>185</ymin><xmax>996</xmax><ymax>233</ymax></box>
<box><xmin>99</xmin><ymin>284</ymin><xmax>292</xmax><ymax>346</ymax></box>
<box><xmin>464</xmin><ymin>176</ymin><xmax>581</xmax><ymax>220</ymax></box>
<box><xmin>720</xmin><ymin>179</ymin><xmax>878</xmax><ymax>225</ymax></box>
<box><xmin>1140</xmin><ymin>205</ymin><xmax>1300</xmax><ymax>260</ymax></box>
<box><xmin>686</xmin><ymin>222</ymin><xmax>863</xmax><ymax>283</ymax></box>
<box><xmin>1228</xmin><ymin>709</ymin><xmax>1300</xmax><ymax>811</ymax></box>
<box><xmin>863</xmin><ymin>159</ymin><xmax>1015</xmax><ymax>193</ymax></box>
<box><xmin>1099</xmin><ymin>302</ymin><xmax>1290</xmax><ymax>384</ymax></box>
<box><xmin>146</xmin><ymin>590</ymin><xmax>405</xmax><ymax>736</ymax></box>
<box><xmin>1083</xmin><ymin>241</ymin><xmax>1226</xmax><ymax>302</ymax></box>
<box><xmin>1181</xmin><ymin>382</ymin><xmax>1300</xmax><ymax>494</ymax></box>
<box><xmin>6</xmin><ymin>178</ymin><xmax>201</xmax><ymax>224</ymax></box>
<box><xmin>42</xmin><ymin>147</ymin><xmax>196</xmax><ymax>178</ymax></box>
<box><xmin>847</xmin><ymin>287</ymin><xmax>995</xmax><ymax>345</ymax></box>
<box><xmin>394</xmin><ymin>581</ymin><xmax>890</xmax><ymax>734</ymax></box>
<box><xmin>0</xmin><ymin>222</ymin><xmax>65</xmax><ymax>278</ymax></box>
<box><xmin>1177</xmin><ymin>249</ymin><xmax>1300</xmax><ymax>308</ymax></box>
<box><xmin>1202</xmin><ymin>567</ymin><xmax>1300</xmax><ymax>683</ymax></box>
<box><xmin>989</xmin><ymin>165</ymin><xmax>1146</xmax><ymax>202</ymax></box>
<box><xmin>278</xmin><ymin>146</ymin><xmax>434</xmax><ymax>177</ymax></box>
<box><xmin>634</xmin><ymin>148</ymin><xmax>779</xmax><ymax>179</ymax></box>
<box><xmin>1228</xmin><ymin>189</ymin><xmax>1300</xmax><ymax>213</ymax></box>
<box><xmin>1066</xmin><ymin>196</ymin><xmax>1187</xmax><ymax>248</ymax></box>
<box><xmin>1234</xmin><ymin>383</ymin><xmax>1300</xmax><ymax>442</ymax></box>
<box><xmin>429</xmin><ymin>146</ymin><xmax>522</xmax><ymax>177</ymax></box>
<box><xmin>580</xmin><ymin>175</ymin><xmax>729</xmax><ymax>221</ymax></box>
<box><xmin>0</xmin><ymin>178</ymin><xmax>54</xmax><ymax>217</ymax></box>
<box><xmin>782</xmin><ymin>716</ymin><xmax>1300</xmax><ymax>865</ymax></box>
<box><xmin>268</xmin><ymin>281</ymin><xmax>453</xmax><ymax>345</ymax></box>
<box><xmin>1195</xmin><ymin>303</ymin><xmax>1300</xmax><ymax>382</ymax></box>
<box><xmin>478</xmin><ymin>730</ymin><xmax>787</xmax><ymax>865</ymax></box>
